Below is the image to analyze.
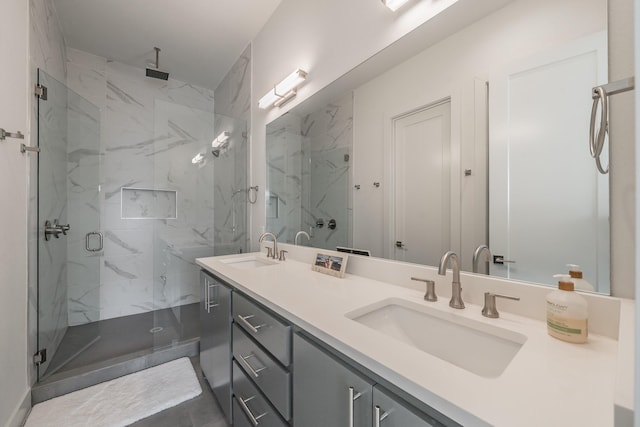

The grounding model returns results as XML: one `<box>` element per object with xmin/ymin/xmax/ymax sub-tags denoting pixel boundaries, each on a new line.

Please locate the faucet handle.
<box><xmin>482</xmin><ymin>292</ymin><xmax>520</xmax><ymax>318</ymax></box>
<box><xmin>278</xmin><ymin>250</ymin><xmax>288</xmax><ymax>261</ymax></box>
<box><xmin>411</xmin><ymin>277</ymin><xmax>437</xmax><ymax>302</ymax></box>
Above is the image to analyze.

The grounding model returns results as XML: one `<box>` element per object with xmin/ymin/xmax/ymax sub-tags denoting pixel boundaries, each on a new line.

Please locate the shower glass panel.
<box><xmin>37</xmin><ymin>69</ymin><xmax>101</xmax><ymax>381</ymax></box>
<box><xmin>150</xmin><ymin>102</ymin><xmax>247</xmax><ymax>349</ymax></box>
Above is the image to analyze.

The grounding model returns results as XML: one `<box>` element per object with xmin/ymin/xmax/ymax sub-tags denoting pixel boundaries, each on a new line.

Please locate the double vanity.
<box><xmin>196</xmin><ymin>243</ymin><xmax>633</xmax><ymax>426</ymax></box>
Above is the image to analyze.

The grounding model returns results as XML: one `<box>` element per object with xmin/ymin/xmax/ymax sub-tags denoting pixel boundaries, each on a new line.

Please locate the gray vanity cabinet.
<box><xmin>293</xmin><ymin>333</ymin><xmax>373</xmax><ymax>427</ymax></box>
<box><xmin>372</xmin><ymin>385</ymin><xmax>446</xmax><ymax>427</ymax></box>
<box><xmin>199</xmin><ymin>270</ymin><xmax>232</xmax><ymax>425</ymax></box>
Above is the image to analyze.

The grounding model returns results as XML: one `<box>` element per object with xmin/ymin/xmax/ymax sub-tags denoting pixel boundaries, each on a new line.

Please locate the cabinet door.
<box><xmin>373</xmin><ymin>385</ymin><xmax>446</xmax><ymax>427</ymax></box>
<box><xmin>294</xmin><ymin>333</ymin><xmax>373</xmax><ymax>427</ymax></box>
<box><xmin>199</xmin><ymin>271</ymin><xmax>232</xmax><ymax>424</ymax></box>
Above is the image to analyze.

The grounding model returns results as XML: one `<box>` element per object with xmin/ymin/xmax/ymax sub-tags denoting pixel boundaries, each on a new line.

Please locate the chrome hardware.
<box><xmin>248</xmin><ymin>185</ymin><xmax>259</xmax><ymax>204</ymax></box>
<box><xmin>472</xmin><ymin>245</ymin><xmax>492</xmax><ymax>273</ymax></box>
<box><xmin>237</xmin><ymin>395</ymin><xmax>267</xmax><ymax>426</ymax></box>
<box><xmin>278</xmin><ymin>249</ymin><xmax>287</xmax><ymax>261</ymax></box>
<box><xmin>33</xmin><ymin>349</ymin><xmax>47</xmax><ymax>366</ymax></box>
<box><xmin>0</xmin><ymin>128</ymin><xmax>24</xmax><ymax>141</ymax></box>
<box><xmin>328</xmin><ymin>219</ymin><xmax>337</xmax><ymax>230</ymax></box>
<box><xmin>348</xmin><ymin>387</ymin><xmax>363</xmax><ymax>427</ymax></box>
<box><xmin>438</xmin><ymin>250</ymin><xmax>464</xmax><ymax>309</ymax></box>
<box><xmin>589</xmin><ymin>77</ymin><xmax>635</xmax><ymax>175</ymax></box>
<box><xmin>354</xmin><ymin>184</ymin><xmax>361</xmax><ymax>190</ymax></box>
<box><xmin>482</xmin><ymin>292</ymin><xmax>520</xmax><ymax>318</ymax></box>
<box><xmin>238</xmin><ymin>314</ymin><xmax>266</xmax><ymax>334</ymax></box>
<box><xmin>315</xmin><ymin>218</ymin><xmax>325</xmax><ymax>228</ymax></box>
<box><xmin>464</xmin><ymin>169</ymin><xmax>472</xmax><ymax>176</ymax></box>
<box><xmin>395</xmin><ymin>241</ymin><xmax>404</xmax><ymax>248</ymax></box>
<box><xmin>85</xmin><ymin>231</ymin><xmax>103</xmax><ymax>252</ymax></box>
<box><xmin>266</xmin><ymin>247</ymin><xmax>274</xmax><ymax>258</ymax></box>
<box><xmin>411</xmin><ymin>277</ymin><xmax>437</xmax><ymax>302</ymax></box>
<box><xmin>206</xmin><ymin>283</ymin><xmax>220</xmax><ymax>312</ymax></box>
<box><xmin>239</xmin><ymin>353</ymin><xmax>267</xmax><ymax>378</ymax></box>
<box><xmin>259</xmin><ymin>232</ymin><xmax>278</xmax><ymax>259</ymax></box>
<box><xmin>35</xmin><ymin>84</ymin><xmax>48</xmax><ymax>100</ymax></box>
<box><xmin>20</xmin><ymin>144</ymin><xmax>40</xmax><ymax>154</ymax></box>
<box><xmin>44</xmin><ymin>219</ymin><xmax>71</xmax><ymax>241</ymax></box>
<box><xmin>374</xmin><ymin>406</ymin><xmax>389</xmax><ymax>427</ymax></box>
<box><xmin>373</xmin><ymin>182</ymin><xmax>380</xmax><ymax>188</ymax></box>
<box><xmin>493</xmin><ymin>255</ymin><xmax>516</xmax><ymax>265</ymax></box>
<box><xmin>295</xmin><ymin>230</ymin><xmax>310</xmax><ymax>245</ymax></box>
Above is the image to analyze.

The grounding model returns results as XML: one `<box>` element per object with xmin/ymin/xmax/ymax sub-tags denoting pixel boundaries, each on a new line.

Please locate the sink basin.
<box><xmin>220</xmin><ymin>255</ymin><xmax>277</xmax><ymax>270</ymax></box>
<box><xmin>346</xmin><ymin>298</ymin><xmax>526</xmax><ymax>378</ymax></box>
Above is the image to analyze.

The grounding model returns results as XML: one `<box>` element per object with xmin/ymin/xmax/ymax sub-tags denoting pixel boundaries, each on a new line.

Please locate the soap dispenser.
<box><xmin>546</xmin><ymin>274</ymin><xmax>588</xmax><ymax>343</ymax></box>
<box><xmin>566</xmin><ymin>264</ymin><xmax>594</xmax><ymax>291</ymax></box>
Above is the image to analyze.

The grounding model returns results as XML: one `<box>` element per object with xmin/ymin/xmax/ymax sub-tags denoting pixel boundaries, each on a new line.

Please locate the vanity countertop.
<box><xmin>196</xmin><ymin>252</ymin><xmax>632</xmax><ymax>426</ymax></box>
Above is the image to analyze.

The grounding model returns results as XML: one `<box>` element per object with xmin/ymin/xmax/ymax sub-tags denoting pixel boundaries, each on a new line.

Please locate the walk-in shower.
<box><xmin>34</xmin><ymin>67</ymin><xmax>247</xmax><ymax>395</ymax></box>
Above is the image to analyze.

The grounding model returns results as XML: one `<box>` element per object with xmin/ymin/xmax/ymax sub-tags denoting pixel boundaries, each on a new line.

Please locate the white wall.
<box><xmin>250</xmin><ymin>0</ymin><xmax>511</xmax><ymax>244</ymax></box>
<box><xmin>0</xmin><ymin>0</ymin><xmax>30</xmax><ymax>425</ymax></box>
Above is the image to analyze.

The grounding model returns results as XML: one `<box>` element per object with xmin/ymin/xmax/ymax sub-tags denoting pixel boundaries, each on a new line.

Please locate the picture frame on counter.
<box><xmin>312</xmin><ymin>252</ymin><xmax>348</xmax><ymax>278</ymax></box>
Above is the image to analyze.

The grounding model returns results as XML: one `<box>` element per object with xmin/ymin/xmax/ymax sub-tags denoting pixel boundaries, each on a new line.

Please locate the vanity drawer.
<box><xmin>233</xmin><ymin>361</ymin><xmax>288</xmax><ymax>427</ymax></box>
<box><xmin>233</xmin><ymin>324</ymin><xmax>291</xmax><ymax>420</ymax></box>
<box><xmin>233</xmin><ymin>292</ymin><xmax>291</xmax><ymax>366</ymax></box>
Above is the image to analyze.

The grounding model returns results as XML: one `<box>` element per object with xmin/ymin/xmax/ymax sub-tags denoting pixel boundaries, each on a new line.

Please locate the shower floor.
<box><xmin>34</xmin><ymin>303</ymin><xmax>200</xmax><ymax>402</ymax></box>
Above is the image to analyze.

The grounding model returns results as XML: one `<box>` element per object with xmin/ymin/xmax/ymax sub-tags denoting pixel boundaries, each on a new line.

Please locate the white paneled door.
<box><xmin>389</xmin><ymin>100</ymin><xmax>451</xmax><ymax>266</ymax></box>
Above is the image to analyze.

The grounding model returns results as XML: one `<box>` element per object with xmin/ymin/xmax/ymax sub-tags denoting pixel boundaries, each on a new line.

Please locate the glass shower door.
<box><xmin>37</xmin><ymin>70</ymin><xmax>101</xmax><ymax>380</ymax></box>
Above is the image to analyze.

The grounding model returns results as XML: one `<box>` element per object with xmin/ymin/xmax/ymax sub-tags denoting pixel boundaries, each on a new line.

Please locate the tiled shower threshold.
<box><xmin>32</xmin><ymin>303</ymin><xmax>200</xmax><ymax>404</ymax></box>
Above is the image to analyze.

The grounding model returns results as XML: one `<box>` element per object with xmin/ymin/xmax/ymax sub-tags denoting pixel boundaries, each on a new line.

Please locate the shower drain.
<box><xmin>149</xmin><ymin>326</ymin><xmax>164</xmax><ymax>334</ymax></box>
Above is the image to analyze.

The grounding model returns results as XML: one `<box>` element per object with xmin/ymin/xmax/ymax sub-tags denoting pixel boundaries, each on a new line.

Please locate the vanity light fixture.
<box><xmin>382</xmin><ymin>0</ymin><xmax>411</xmax><ymax>11</ymax></box>
<box><xmin>191</xmin><ymin>152</ymin><xmax>205</xmax><ymax>165</ymax></box>
<box><xmin>258</xmin><ymin>69</ymin><xmax>308</xmax><ymax>109</ymax></box>
<box><xmin>211</xmin><ymin>131</ymin><xmax>231</xmax><ymax>157</ymax></box>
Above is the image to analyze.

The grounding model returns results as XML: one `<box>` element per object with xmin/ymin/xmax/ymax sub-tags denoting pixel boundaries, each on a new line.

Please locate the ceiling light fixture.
<box><xmin>258</xmin><ymin>69</ymin><xmax>308</xmax><ymax>109</ymax></box>
<box><xmin>382</xmin><ymin>0</ymin><xmax>411</xmax><ymax>11</ymax></box>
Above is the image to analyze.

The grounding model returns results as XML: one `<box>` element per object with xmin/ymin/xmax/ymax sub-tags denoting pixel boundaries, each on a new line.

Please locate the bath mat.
<box><xmin>25</xmin><ymin>357</ymin><xmax>202</xmax><ymax>427</ymax></box>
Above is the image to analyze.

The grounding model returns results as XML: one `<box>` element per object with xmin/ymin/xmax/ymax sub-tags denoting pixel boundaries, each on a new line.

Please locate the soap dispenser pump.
<box><xmin>546</xmin><ymin>274</ymin><xmax>588</xmax><ymax>343</ymax></box>
<box><xmin>566</xmin><ymin>264</ymin><xmax>594</xmax><ymax>291</ymax></box>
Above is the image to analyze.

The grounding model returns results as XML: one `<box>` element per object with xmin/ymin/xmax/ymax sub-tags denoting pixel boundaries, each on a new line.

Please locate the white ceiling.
<box><xmin>52</xmin><ymin>0</ymin><xmax>282</xmax><ymax>90</ymax></box>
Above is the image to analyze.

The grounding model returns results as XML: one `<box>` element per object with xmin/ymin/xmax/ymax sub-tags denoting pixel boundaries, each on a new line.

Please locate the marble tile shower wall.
<box><xmin>266</xmin><ymin>113</ymin><xmax>305</xmax><ymax>243</ymax></box>
<box><xmin>301</xmin><ymin>92</ymin><xmax>353</xmax><ymax>251</ymax></box>
<box><xmin>213</xmin><ymin>45</ymin><xmax>251</xmax><ymax>255</ymax></box>
<box><xmin>67</xmin><ymin>48</ymin><xmax>215</xmax><ymax>322</ymax></box>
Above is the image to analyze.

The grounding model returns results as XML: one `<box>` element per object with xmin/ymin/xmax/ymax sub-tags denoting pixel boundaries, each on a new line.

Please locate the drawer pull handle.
<box><xmin>348</xmin><ymin>386</ymin><xmax>363</xmax><ymax>427</ymax></box>
<box><xmin>238</xmin><ymin>314</ymin><xmax>266</xmax><ymax>334</ymax></box>
<box><xmin>238</xmin><ymin>395</ymin><xmax>267</xmax><ymax>426</ymax></box>
<box><xmin>374</xmin><ymin>405</ymin><xmax>390</xmax><ymax>427</ymax></box>
<box><xmin>239</xmin><ymin>352</ymin><xmax>267</xmax><ymax>378</ymax></box>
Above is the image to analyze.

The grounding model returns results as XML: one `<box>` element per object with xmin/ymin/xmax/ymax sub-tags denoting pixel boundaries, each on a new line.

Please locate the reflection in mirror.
<box><xmin>265</xmin><ymin>0</ymin><xmax>610</xmax><ymax>294</ymax></box>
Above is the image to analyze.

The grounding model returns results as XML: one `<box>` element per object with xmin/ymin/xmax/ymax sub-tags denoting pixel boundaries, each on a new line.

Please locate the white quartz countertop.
<box><xmin>197</xmin><ymin>252</ymin><xmax>628</xmax><ymax>426</ymax></box>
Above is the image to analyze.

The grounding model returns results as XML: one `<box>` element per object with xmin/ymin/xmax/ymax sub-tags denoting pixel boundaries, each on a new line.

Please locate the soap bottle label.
<box><xmin>547</xmin><ymin>314</ymin><xmax>588</xmax><ymax>343</ymax></box>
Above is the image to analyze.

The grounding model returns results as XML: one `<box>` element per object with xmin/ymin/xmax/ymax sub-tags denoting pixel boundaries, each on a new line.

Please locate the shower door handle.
<box><xmin>85</xmin><ymin>231</ymin><xmax>103</xmax><ymax>252</ymax></box>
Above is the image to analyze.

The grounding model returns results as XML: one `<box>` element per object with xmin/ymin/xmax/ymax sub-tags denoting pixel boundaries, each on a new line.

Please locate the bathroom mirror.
<box><xmin>265</xmin><ymin>0</ymin><xmax>610</xmax><ymax>294</ymax></box>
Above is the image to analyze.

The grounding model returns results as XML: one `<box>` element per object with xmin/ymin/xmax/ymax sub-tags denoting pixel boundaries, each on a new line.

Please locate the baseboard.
<box><xmin>7</xmin><ymin>388</ymin><xmax>31</xmax><ymax>427</ymax></box>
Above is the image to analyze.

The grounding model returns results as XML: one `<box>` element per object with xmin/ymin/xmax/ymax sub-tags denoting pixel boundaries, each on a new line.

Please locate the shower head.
<box><xmin>146</xmin><ymin>47</ymin><xmax>169</xmax><ymax>80</ymax></box>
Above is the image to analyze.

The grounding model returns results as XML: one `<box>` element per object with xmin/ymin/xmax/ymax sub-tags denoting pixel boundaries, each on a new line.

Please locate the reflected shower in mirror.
<box><xmin>265</xmin><ymin>0</ymin><xmax>610</xmax><ymax>294</ymax></box>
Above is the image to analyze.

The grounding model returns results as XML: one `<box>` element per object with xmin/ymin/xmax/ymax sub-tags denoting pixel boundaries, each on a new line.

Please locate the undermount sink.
<box><xmin>220</xmin><ymin>255</ymin><xmax>277</xmax><ymax>270</ymax></box>
<box><xmin>346</xmin><ymin>298</ymin><xmax>526</xmax><ymax>378</ymax></box>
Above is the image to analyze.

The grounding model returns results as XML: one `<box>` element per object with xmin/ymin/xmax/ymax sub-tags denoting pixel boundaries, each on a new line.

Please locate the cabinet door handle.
<box><xmin>348</xmin><ymin>386</ymin><xmax>363</xmax><ymax>427</ymax></box>
<box><xmin>237</xmin><ymin>314</ymin><xmax>266</xmax><ymax>334</ymax></box>
<box><xmin>207</xmin><ymin>283</ymin><xmax>220</xmax><ymax>311</ymax></box>
<box><xmin>237</xmin><ymin>395</ymin><xmax>267</xmax><ymax>426</ymax></box>
<box><xmin>374</xmin><ymin>405</ymin><xmax>389</xmax><ymax>427</ymax></box>
<box><xmin>239</xmin><ymin>352</ymin><xmax>267</xmax><ymax>378</ymax></box>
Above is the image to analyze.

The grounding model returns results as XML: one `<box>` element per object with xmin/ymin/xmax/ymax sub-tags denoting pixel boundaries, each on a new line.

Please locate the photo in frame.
<box><xmin>312</xmin><ymin>252</ymin><xmax>349</xmax><ymax>278</ymax></box>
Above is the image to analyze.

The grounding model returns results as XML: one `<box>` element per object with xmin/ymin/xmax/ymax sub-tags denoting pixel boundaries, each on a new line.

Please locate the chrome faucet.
<box><xmin>295</xmin><ymin>230</ymin><xmax>310</xmax><ymax>245</ymax></box>
<box><xmin>472</xmin><ymin>245</ymin><xmax>492</xmax><ymax>274</ymax></box>
<box><xmin>259</xmin><ymin>232</ymin><xmax>278</xmax><ymax>259</ymax></box>
<box><xmin>438</xmin><ymin>251</ymin><xmax>465</xmax><ymax>309</ymax></box>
